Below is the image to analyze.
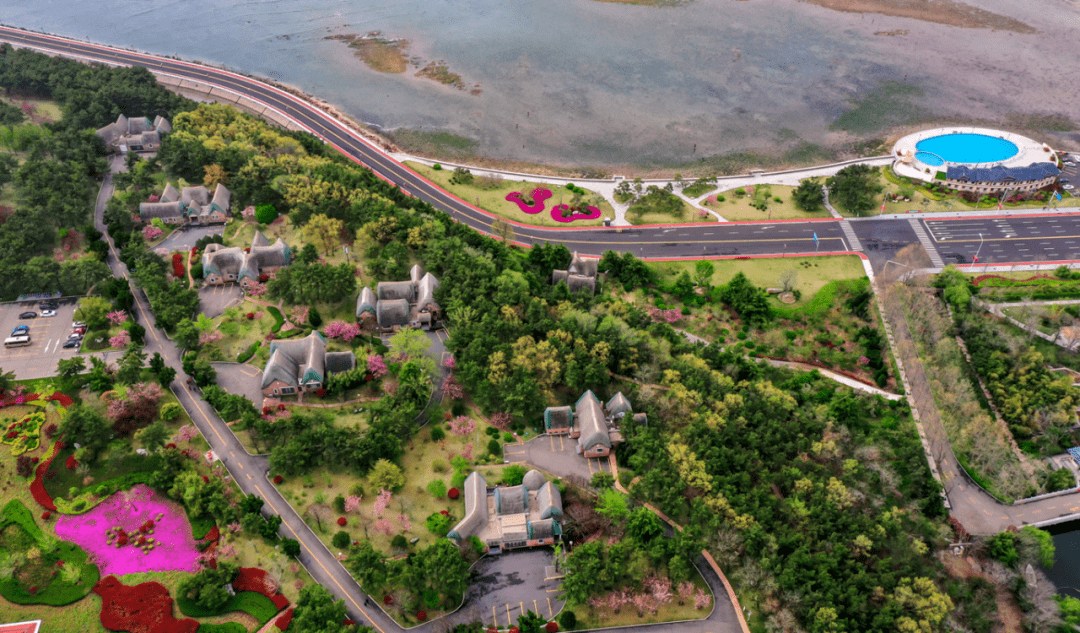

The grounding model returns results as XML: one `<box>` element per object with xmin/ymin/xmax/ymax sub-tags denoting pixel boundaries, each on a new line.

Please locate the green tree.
<box><xmin>720</xmin><ymin>272</ymin><xmax>772</xmax><ymax>326</ymax></box>
<box><xmin>169</xmin><ymin>469</ymin><xmax>230</xmax><ymax>519</ymax></box>
<box><xmin>116</xmin><ymin>343</ymin><xmax>147</xmax><ymax>385</ymax></box>
<box><xmin>693</xmin><ymin>260</ymin><xmax>714</xmax><ymax>289</ymax></box>
<box><xmin>290</xmin><ymin>585</ymin><xmax>349</xmax><ymax>633</ymax></box>
<box><xmin>304</xmin><ymin>213</ymin><xmax>345</xmax><ymax>255</ymax></box>
<box><xmin>792</xmin><ymin>178</ymin><xmax>825</xmax><ymax>212</ymax></box>
<box><xmin>987</xmin><ymin>532</ymin><xmax>1019</xmax><ymax>566</ymax></box>
<box><xmin>596</xmin><ymin>489</ymin><xmax>629</xmax><ymax>521</ymax></box>
<box><xmin>368</xmin><ymin>459</ymin><xmax>405</xmax><ymax>491</ymax></box>
<box><xmin>135</xmin><ymin>421</ymin><xmax>169</xmax><ymax>452</ymax></box>
<box><xmin>590</xmin><ymin>472</ymin><xmax>615</xmax><ymax>489</ymax></box>
<box><xmin>502</xmin><ymin>464</ymin><xmax>527</xmax><ymax>486</ymax></box>
<box><xmin>56</xmin><ymin>357</ymin><xmax>86</xmax><ymax>382</ymax></box>
<box><xmin>173</xmin><ymin>318</ymin><xmax>200</xmax><ymax>350</ymax></box>
<box><xmin>427</xmin><ymin>480</ymin><xmax>447</xmax><ymax>498</ymax></box>
<box><xmin>412</xmin><ymin>538</ymin><xmax>470</xmax><ymax>607</ymax></box>
<box><xmin>517</xmin><ymin>611</ymin><xmax>546</xmax><ymax>633</ymax></box>
<box><xmin>347</xmin><ymin>539</ymin><xmax>388</xmax><ymax>591</ymax></box>
<box><xmin>59</xmin><ymin>404</ymin><xmax>112</xmax><ymax>462</ymax></box>
<box><xmin>177</xmin><ymin>562</ymin><xmax>239</xmax><ymax>612</ymax></box>
<box><xmin>561</xmin><ymin>541</ymin><xmax>605</xmax><ymax>605</ymax></box>
<box><xmin>74</xmin><ymin>296</ymin><xmax>112</xmax><ymax>331</ymax></box>
<box><xmin>826</xmin><ymin>164</ymin><xmax>882</xmax><ymax>216</ymax></box>
<box><xmin>332</xmin><ymin>531</ymin><xmax>351</xmax><ymax>549</ymax></box>
<box><xmin>1018</xmin><ymin>526</ymin><xmax>1055</xmax><ymax>569</ymax></box>
<box><xmin>255</xmin><ymin>204</ymin><xmax>278</xmax><ymax>224</ymax></box>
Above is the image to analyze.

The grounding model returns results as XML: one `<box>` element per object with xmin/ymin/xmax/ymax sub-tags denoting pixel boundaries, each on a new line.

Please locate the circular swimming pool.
<box><xmin>914</xmin><ymin>133</ymin><xmax>1019</xmax><ymax>166</ymax></box>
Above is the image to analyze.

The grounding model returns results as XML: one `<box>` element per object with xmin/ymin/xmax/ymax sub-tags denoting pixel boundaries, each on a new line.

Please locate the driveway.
<box><xmin>157</xmin><ymin>224</ymin><xmax>225</xmax><ymax>253</ymax></box>
<box><xmin>464</xmin><ymin>550</ymin><xmax>565</xmax><ymax>628</ymax></box>
<box><xmin>198</xmin><ymin>284</ymin><xmax>244</xmax><ymax>319</ymax></box>
<box><xmin>0</xmin><ymin>298</ymin><xmax>83</xmax><ymax>379</ymax></box>
<box><xmin>504</xmin><ymin>434</ymin><xmax>612</xmax><ymax>486</ymax></box>
<box><xmin>211</xmin><ymin>361</ymin><xmax>264</xmax><ymax>404</ymax></box>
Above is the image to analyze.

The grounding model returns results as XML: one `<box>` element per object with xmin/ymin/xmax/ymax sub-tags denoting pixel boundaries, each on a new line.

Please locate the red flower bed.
<box><xmin>30</xmin><ymin>441</ymin><xmax>62</xmax><ymax>511</ymax></box>
<box><xmin>383</xmin><ymin>595</ymin><xmax>394</xmax><ymax>605</ymax></box>
<box><xmin>546</xmin><ymin>622</ymin><xmax>559</xmax><ymax>633</ymax></box>
<box><xmin>171</xmin><ymin>253</ymin><xmax>185</xmax><ymax>279</ymax></box>
<box><xmin>165</xmin><ymin>443</ymin><xmax>177</xmax><ymax>449</ymax></box>
<box><xmin>272</xmin><ymin>594</ymin><xmax>290</xmax><ymax>610</ymax></box>
<box><xmin>93</xmin><ymin>575</ymin><xmax>198</xmax><ymax>633</ymax></box>
<box><xmin>277</xmin><ymin>404</ymin><xmax>287</xmax><ymax>411</ymax></box>
<box><xmin>337</xmin><ymin>517</ymin><xmax>347</xmax><ymax>526</ymax></box>
<box><xmin>417</xmin><ymin>611</ymin><xmax>427</xmax><ymax>621</ymax></box>
<box><xmin>41</xmin><ymin>511</ymin><xmax>51</xmax><ymax>520</ymax></box>
<box><xmin>448</xmin><ymin>488</ymin><xmax>460</xmax><ymax>499</ymax></box>
<box><xmin>273</xmin><ymin>475</ymin><xmax>284</xmax><ymax>484</ymax></box>
<box><xmin>234</xmin><ymin>567</ymin><xmax>290</xmax><ymax>611</ymax></box>
<box><xmin>65</xmin><ymin>454</ymin><xmax>78</xmax><ymax>470</ymax></box>
<box><xmin>204</xmin><ymin>525</ymin><xmax>220</xmax><ymax>542</ymax></box>
<box><xmin>275</xmin><ymin>607</ymin><xmax>294</xmax><ymax>630</ymax></box>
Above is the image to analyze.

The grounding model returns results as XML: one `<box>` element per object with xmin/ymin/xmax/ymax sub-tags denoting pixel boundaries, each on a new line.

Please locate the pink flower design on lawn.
<box><xmin>551</xmin><ymin>204</ymin><xmax>602</xmax><ymax>223</ymax></box>
<box><xmin>506</xmin><ymin>188</ymin><xmax>552</xmax><ymax>214</ymax></box>
<box><xmin>53</xmin><ymin>485</ymin><xmax>202</xmax><ymax>575</ymax></box>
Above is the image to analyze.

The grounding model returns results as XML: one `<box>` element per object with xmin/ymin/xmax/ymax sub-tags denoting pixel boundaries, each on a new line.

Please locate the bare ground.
<box><xmin>797</xmin><ymin>0</ymin><xmax>1035</xmax><ymax>33</ymax></box>
<box><xmin>941</xmin><ymin>554</ymin><xmax>1022</xmax><ymax>633</ymax></box>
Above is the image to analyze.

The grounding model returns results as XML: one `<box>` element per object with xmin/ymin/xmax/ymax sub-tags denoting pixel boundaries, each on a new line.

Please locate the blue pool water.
<box><xmin>915</xmin><ymin>133</ymin><xmax>1020</xmax><ymax>166</ymax></box>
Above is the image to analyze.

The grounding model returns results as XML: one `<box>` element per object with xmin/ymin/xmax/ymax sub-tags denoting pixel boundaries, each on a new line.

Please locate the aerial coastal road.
<box><xmin>5</xmin><ymin>24</ymin><xmax>1080</xmax><ymax>268</ymax></box>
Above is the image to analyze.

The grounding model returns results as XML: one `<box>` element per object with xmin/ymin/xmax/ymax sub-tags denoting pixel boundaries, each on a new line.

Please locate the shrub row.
<box><xmin>177</xmin><ymin>591</ymin><xmax>281</xmax><ymax>624</ymax></box>
<box><xmin>237</xmin><ymin>342</ymin><xmax>260</xmax><ymax>363</ymax></box>
<box><xmin>267</xmin><ymin>306</ymin><xmax>285</xmax><ymax>332</ymax></box>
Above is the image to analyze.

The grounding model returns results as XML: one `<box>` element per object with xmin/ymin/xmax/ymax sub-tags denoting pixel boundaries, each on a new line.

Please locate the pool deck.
<box><xmin>892</xmin><ymin>126</ymin><xmax>1057</xmax><ymax>183</ymax></box>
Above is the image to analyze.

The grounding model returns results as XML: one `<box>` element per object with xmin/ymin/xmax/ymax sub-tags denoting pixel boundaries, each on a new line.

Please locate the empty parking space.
<box><xmin>463</xmin><ymin>550</ymin><xmax>565</xmax><ymax>628</ymax></box>
<box><xmin>0</xmin><ymin>299</ymin><xmax>83</xmax><ymax>379</ymax></box>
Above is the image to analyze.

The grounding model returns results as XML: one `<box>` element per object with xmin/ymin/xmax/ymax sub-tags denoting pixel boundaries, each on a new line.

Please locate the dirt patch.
<box><xmin>416</xmin><ymin>61</ymin><xmax>464</xmax><ymax>90</ymax></box>
<box><xmin>941</xmin><ymin>554</ymin><xmax>1023</xmax><ymax>633</ymax></box>
<box><xmin>327</xmin><ymin>33</ymin><xmax>410</xmax><ymax>73</ymax></box>
<box><xmin>797</xmin><ymin>0</ymin><xmax>1035</xmax><ymax>33</ymax></box>
<box><xmin>874</xmin><ymin>29</ymin><xmax>908</xmax><ymax>36</ymax></box>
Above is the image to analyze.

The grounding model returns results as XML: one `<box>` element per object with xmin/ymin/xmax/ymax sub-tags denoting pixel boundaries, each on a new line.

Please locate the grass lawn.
<box><xmin>651</xmin><ymin>255</ymin><xmax>866</xmax><ymax>308</ymax></box>
<box><xmin>203</xmin><ymin>300</ymin><xmax>279</xmax><ymax>364</ymax></box>
<box><xmin>405</xmin><ymin>161</ymin><xmax>611</xmax><ymax>228</ymax></box>
<box><xmin>701</xmin><ymin>185</ymin><xmax>821</xmax><ymax>222</ymax></box>
<box><xmin>81</xmin><ymin>324</ymin><xmax>128</xmax><ymax>353</ymax></box>
<box><xmin>628</xmin><ymin>198</ymin><xmax>714</xmax><ymax>226</ymax></box>
<box><xmin>574</xmin><ymin>570</ymin><xmax>713</xmax><ymax>629</ymax></box>
<box><xmin>0</xmin><ymin>97</ymin><xmax>63</xmax><ymax>124</ymax></box>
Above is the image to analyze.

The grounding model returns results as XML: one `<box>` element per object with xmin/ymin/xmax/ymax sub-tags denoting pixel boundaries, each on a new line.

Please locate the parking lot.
<box><xmin>504</xmin><ymin>434</ymin><xmax>612</xmax><ymax>486</ymax></box>
<box><xmin>1061</xmin><ymin>154</ymin><xmax>1079</xmax><ymax>197</ymax></box>
<box><xmin>199</xmin><ymin>283</ymin><xmax>243</xmax><ymax>319</ymax></box>
<box><xmin>463</xmin><ymin>550</ymin><xmax>565</xmax><ymax>628</ymax></box>
<box><xmin>0</xmin><ymin>299</ymin><xmax>83</xmax><ymax>379</ymax></box>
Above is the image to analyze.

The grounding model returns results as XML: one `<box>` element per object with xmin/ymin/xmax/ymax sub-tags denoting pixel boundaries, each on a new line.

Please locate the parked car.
<box><xmin>40</xmin><ymin>302</ymin><xmax>58</xmax><ymax>310</ymax></box>
<box><xmin>11</xmin><ymin>326</ymin><xmax>28</xmax><ymax>335</ymax></box>
<box><xmin>1060</xmin><ymin>178</ymin><xmax>1070</xmax><ymax>183</ymax></box>
<box><xmin>66</xmin><ymin>333</ymin><xmax>82</xmax><ymax>341</ymax></box>
<box><xmin>62</xmin><ymin>339</ymin><xmax>80</xmax><ymax>349</ymax></box>
<box><xmin>18</xmin><ymin>312</ymin><xmax>37</xmax><ymax>319</ymax></box>
<box><xmin>1064</xmin><ymin>185</ymin><xmax>1076</xmax><ymax>190</ymax></box>
<box><xmin>1065</xmin><ymin>161</ymin><xmax>1076</xmax><ymax>167</ymax></box>
<box><xmin>40</xmin><ymin>310</ymin><xmax>56</xmax><ymax>317</ymax></box>
<box><xmin>72</xmin><ymin>326</ymin><xmax>86</xmax><ymax>335</ymax></box>
<box><xmin>72</xmin><ymin>321</ymin><xmax>86</xmax><ymax>328</ymax></box>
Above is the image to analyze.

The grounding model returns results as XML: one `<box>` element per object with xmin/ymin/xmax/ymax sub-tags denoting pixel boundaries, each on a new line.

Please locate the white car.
<box><xmin>1064</xmin><ymin>185</ymin><xmax>1076</xmax><ymax>190</ymax></box>
<box><xmin>1066</xmin><ymin>162</ymin><xmax>1076</xmax><ymax>167</ymax></box>
<box><xmin>72</xmin><ymin>321</ymin><xmax>86</xmax><ymax>328</ymax></box>
<box><xmin>40</xmin><ymin>310</ymin><xmax>56</xmax><ymax>317</ymax></box>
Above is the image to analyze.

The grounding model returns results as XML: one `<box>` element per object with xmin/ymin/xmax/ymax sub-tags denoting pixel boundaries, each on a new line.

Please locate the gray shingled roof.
<box><xmin>410</xmin><ymin>264</ymin><xmax>424</xmax><ymax>283</ymax></box>
<box><xmin>947</xmin><ymin>162</ymin><xmax>1060</xmax><ymax>183</ymax></box>
<box><xmin>356</xmin><ymin>287</ymin><xmax>377</xmax><ymax>317</ymax></box>
<box><xmin>552</xmin><ymin>270</ymin><xmax>569</xmax><ymax>286</ymax></box>
<box><xmin>127</xmin><ymin>117</ymin><xmax>151</xmax><ymax>134</ymax></box>
<box><xmin>568</xmin><ymin>252</ymin><xmax>598</xmax><ymax>277</ymax></box>
<box><xmin>377</xmin><ymin>299</ymin><xmax>410</xmax><ymax>329</ymax></box>
<box><xmin>261</xmin><ymin>331</ymin><xmax>327</xmax><ymax>389</ymax></box>
<box><xmin>325</xmin><ymin>351</ymin><xmax>357</xmax><ymax>375</ymax></box>
<box><xmin>448</xmin><ymin>471</ymin><xmax>488</xmax><ymax>542</ymax></box>
<box><xmin>522</xmin><ymin>469</ymin><xmax>546</xmax><ymax>491</ymax></box>
<box><xmin>160</xmin><ymin>183</ymin><xmax>180</xmax><ymax>203</ymax></box>
<box><xmin>495</xmin><ymin>485</ymin><xmax>528</xmax><ymax>515</ymax></box>
<box><xmin>576</xmin><ymin>390</ymin><xmax>611</xmax><ymax>453</ymax></box>
<box><xmin>536</xmin><ymin>481</ymin><xmax>563</xmax><ymax>520</ymax></box>
<box><xmin>416</xmin><ymin>273</ymin><xmax>440</xmax><ymax>312</ymax></box>
<box><xmin>203</xmin><ymin>245</ymin><xmax>244</xmax><ymax>278</ymax></box>
<box><xmin>251</xmin><ymin>231</ymin><xmax>270</xmax><ymax>248</ymax></box>
<box><xmin>565</xmin><ymin>274</ymin><xmax>596</xmax><ymax>294</ymax></box>
<box><xmin>153</xmin><ymin>115</ymin><xmax>172</xmax><ymax>133</ymax></box>
<box><xmin>528</xmin><ymin>519</ymin><xmax>559</xmax><ymax>540</ymax></box>
<box><xmin>140</xmin><ymin>201</ymin><xmax>185</xmax><ymax>220</ymax></box>
<box><xmin>241</xmin><ymin>239</ymin><xmax>290</xmax><ymax>281</ymax></box>
<box><xmin>211</xmin><ymin>183</ymin><xmax>231</xmax><ymax>214</ymax></box>
<box><xmin>378</xmin><ymin>281</ymin><xmax>415</xmax><ymax>302</ymax></box>
<box><xmin>606</xmin><ymin>392</ymin><xmax>632</xmax><ymax>418</ymax></box>
<box><xmin>182</xmin><ymin>186</ymin><xmax>210</xmax><ymax>207</ymax></box>
<box><xmin>544</xmin><ymin>406</ymin><xmax>572</xmax><ymax>430</ymax></box>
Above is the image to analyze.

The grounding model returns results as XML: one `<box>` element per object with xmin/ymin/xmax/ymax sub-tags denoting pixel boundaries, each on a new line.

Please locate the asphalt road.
<box><xmin>9</xmin><ymin>24</ymin><xmax>1080</xmax><ymax>270</ymax></box>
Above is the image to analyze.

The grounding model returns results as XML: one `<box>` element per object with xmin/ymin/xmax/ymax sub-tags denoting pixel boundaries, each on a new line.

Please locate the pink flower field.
<box><xmin>54</xmin><ymin>485</ymin><xmax>202</xmax><ymax>575</ymax></box>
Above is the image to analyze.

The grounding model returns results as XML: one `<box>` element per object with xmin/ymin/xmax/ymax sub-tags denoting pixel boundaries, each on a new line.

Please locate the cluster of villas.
<box><xmin>543</xmin><ymin>390</ymin><xmax>635</xmax><ymax>458</ymax></box>
<box><xmin>449</xmin><ymin>469</ymin><xmax>563</xmax><ymax>552</ymax></box>
<box><xmin>139</xmin><ymin>182</ymin><xmax>233</xmax><ymax>226</ymax></box>
<box><xmin>96</xmin><ymin>114</ymin><xmax>171</xmax><ymax>153</ymax></box>
<box><xmin>356</xmin><ymin>265</ymin><xmax>441</xmax><ymax>331</ymax></box>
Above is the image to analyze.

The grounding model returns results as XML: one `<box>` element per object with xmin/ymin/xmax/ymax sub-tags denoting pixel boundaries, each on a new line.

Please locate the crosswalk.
<box><xmin>838</xmin><ymin>220</ymin><xmax>863</xmax><ymax>251</ymax></box>
<box><xmin>907</xmin><ymin>218</ymin><xmax>946</xmax><ymax>268</ymax></box>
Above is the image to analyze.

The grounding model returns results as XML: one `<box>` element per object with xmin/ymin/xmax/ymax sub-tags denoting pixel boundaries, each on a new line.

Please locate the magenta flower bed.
<box><xmin>54</xmin><ymin>485</ymin><xmax>202</xmax><ymax>576</ymax></box>
<box><xmin>506</xmin><ymin>188</ymin><xmax>552</xmax><ymax>214</ymax></box>
<box><xmin>551</xmin><ymin>204</ymin><xmax>601</xmax><ymax>223</ymax></box>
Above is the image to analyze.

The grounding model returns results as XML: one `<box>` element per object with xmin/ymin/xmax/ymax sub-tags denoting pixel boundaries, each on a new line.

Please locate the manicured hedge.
<box><xmin>275</xmin><ymin>327</ymin><xmax>309</xmax><ymax>340</ymax></box>
<box><xmin>177</xmin><ymin>591</ymin><xmax>282</xmax><ymax>624</ymax></box>
<box><xmin>237</xmin><ymin>341</ymin><xmax>260</xmax><ymax>363</ymax></box>
<box><xmin>195</xmin><ymin>624</ymin><xmax>247</xmax><ymax>633</ymax></box>
<box><xmin>186</xmin><ymin>511</ymin><xmax>216</xmax><ymax>540</ymax></box>
<box><xmin>267</xmin><ymin>307</ymin><xmax>285</xmax><ymax>332</ymax></box>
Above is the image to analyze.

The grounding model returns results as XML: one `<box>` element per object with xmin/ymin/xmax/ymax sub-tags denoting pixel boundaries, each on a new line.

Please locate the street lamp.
<box><xmin>970</xmin><ymin>233</ymin><xmax>983</xmax><ymax>269</ymax></box>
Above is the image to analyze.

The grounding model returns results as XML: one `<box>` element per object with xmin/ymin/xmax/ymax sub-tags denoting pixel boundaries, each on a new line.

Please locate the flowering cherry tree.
<box><xmin>173</xmin><ymin>425</ymin><xmax>199</xmax><ymax>443</ymax></box>
<box><xmin>247</xmin><ymin>282</ymin><xmax>268</xmax><ymax>297</ymax></box>
<box><xmin>374</xmin><ymin>519</ymin><xmax>393</xmax><ymax>536</ymax></box>
<box><xmin>444</xmin><ymin>376</ymin><xmax>465</xmax><ymax>400</ymax></box>
<box><xmin>345</xmin><ymin>495</ymin><xmax>362</xmax><ymax>513</ymax></box>
<box><xmin>109</xmin><ymin>332</ymin><xmax>130</xmax><ymax>348</ymax></box>
<box><xmin>489</xmin><ymin>412</ymin><xmax>512</xmax><ymax>430</ymax></box>
<box><xmin>373</xmin><ymin>490</ymin><xmax>392</xmax><ymax>518</ymax></box>
<box><xmin>676</xmin><ymin>582</ymin><xmax>695</xmax><ymax>605</ymax></box>
<box><xmin>397</xmin><ymin>513</ymin><xmax>412</xmax><ymax>531</ymax></box>
<box><xmin>290</xmin><ymin>306</ymin><xmax>309</xmax><ymax>326</ymax></box>
<box><xmin>107</xmin><ymin>311</ymin><xmax>129</xmax><ymax>326</ymax></box>
<box><xmin>647</xmin><ymin>307</ymin><xmax>682</xmax><ymax>324</ymax></box>
<box><xmin>448</xmin><ymin>416</ymin><xmax>476</xmax><ymax>436</ymax></box>
<box><xmin>142</xmin><ymin>225</ymin><xmax>163</xmax><ymax>241</ymax></box>
<box><xmin>199</xmin><ymin>330</ymin><xmax>224</xmax><ymax>345</ymax></box>
<box><xmin>325</xmin><ymin>320</ymin><xmax>361</xmax><ymax>341</ymax></box>
<box><xmin>367</xmin><ymin>355</ymin><xmax>388</xmax><ymax>379</ymax></box>
<box><xmin>444</xmin><ymin>355</ymin><xmax>456</xmax><ymax>369</ymax></box>
<box><xmin>693</xmin><ymin>587</ymin><xmax>710</xmax><ymax>610</ymax></box>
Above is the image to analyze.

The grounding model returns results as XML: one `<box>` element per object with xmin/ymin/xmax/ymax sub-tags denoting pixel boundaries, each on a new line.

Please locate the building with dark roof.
<box><xmin>542</xmin><ymin>391</ymin><xmax>632</xmax><ymax>458</ymax></box>
<box><xmin>96</xmin><ymin>114</ymin><xmax>171</xmax><ymax>153</ymax></box>
<box><xmin>139</xmin><ymin>182</ymin><xmax>231</xmax><ymax>225</ymax></box>
<box><xmin>357</xmin><ymin>265</ymin><xmax>441</xmax><ymax>331</ymax></box>
<box><xmin>552</xmin><ymin>252</ymin><xmax>598</xmax><ymax>295</ymax></box>
<box><xmin>944</xmin><ymin>162</ymin><xmax>1060</xmax><ymax>195</ymax></box>
<box><xmin>260</xmin><ymin>331</ymin><xmax>355</xmax><ymax>397</ymax></box>
<box><xmin>448</xmin><ymin>471</ymin><xmax>563</xmax><ymax>551</ymax></box>
<box><xmin>203</xmin><ymin>231</ymin><xmax>291</xmax><ymax>288</ymax></box>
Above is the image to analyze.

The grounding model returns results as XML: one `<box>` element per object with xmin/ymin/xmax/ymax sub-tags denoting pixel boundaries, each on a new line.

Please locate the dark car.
<box><xmin>18</xmin><ymin>312</ymin><xmax>37</xmax><ymax>319</ymax></box>
<box><xmin>62</xmin><ymin>339</ymin><xmax>80</xmax><ymax>349</ymax></box>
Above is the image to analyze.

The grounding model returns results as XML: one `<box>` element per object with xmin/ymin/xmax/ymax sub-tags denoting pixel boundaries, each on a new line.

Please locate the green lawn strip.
<box><xmin>195</xmin><ymin>624</ymin><xmax>247</xmax><ymax>633</ymax></box>
<box><xmin>177</xmin><ymin>591</ymin><xmax>282</xmax><ymax>624</ymax></box>
<box><xmin>702</xmin><ymin>185</ymin><xmax>818</xmax><ymax>221</ymax></box>
<box><xmin>267</xmin><ymin>307</ymin><xmax>285</xmax><ymax>332</ymax></box>
<box><xmin>653</xmin><ymin>255</ymin><xmax>865</xmax><ymax>310</ymax></box>
<box><xmin>0</xmin><ymin>500</ymin><xmax>100</xmax><ymax>606</ymax></box>
<box><xmin>404</xmin><ymin>161</ymin><xmax>610</xmax><ymax>228</ymax></box>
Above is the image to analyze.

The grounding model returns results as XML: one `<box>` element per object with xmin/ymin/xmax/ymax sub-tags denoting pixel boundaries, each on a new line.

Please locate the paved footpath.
<box><xmin>88</xmin><ymin>158</ymin><xmax>746</xmax><ymax>631</ymax></box>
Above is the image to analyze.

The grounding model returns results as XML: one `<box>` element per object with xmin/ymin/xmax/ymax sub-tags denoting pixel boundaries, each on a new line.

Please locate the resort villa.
<box><xmin>543</xmin><ymin>391</ymin><xmax>636</xmax><ymax>459</ymax></box>
<box><xmin>552</xmin><ymin>252</ymin><xmax>598</xmax><ymax>295</ymax></box>
<box><xmin>356</xmin><ymin>265</ymin><xmax>441</xmax><ymax>331</ymax></box>
<box><xmin>259</xmin><ymin>331</ymin><xmax>356</xmax><ymax>398</ymax></box>
<box><xmin>203</xmin><ymin>231</ymin><xmax>291</xmax><ymax>289</ymax></box>
<box><xmin>892</xmin><ymin>127</ymin><xmax>1062</xmax><ymax>196</ymax></box>
<box><xmin>95</xmin><ymin>114</ymin><xmax>171</xmax><ymax>153</ymax></box>
<box><xmin>448</xmin><ymin>470</ymin><xmax>563</xmax><ymax>552</ymax></box>
<box><xmin>139</xmin><ymin>182</ymin><xmax>232</xmax><ymax>225</ymax></box>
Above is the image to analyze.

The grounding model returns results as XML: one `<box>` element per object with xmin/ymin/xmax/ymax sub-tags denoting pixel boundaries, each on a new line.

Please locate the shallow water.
<box><xmin>4</xmin><ymin>0</ymin><xmax>1077</xmax><ymax>166</ymax></box>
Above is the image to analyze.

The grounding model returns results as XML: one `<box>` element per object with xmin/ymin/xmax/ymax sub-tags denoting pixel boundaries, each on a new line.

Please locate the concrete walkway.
<box><xmin>764</xmin><ymin>359</ymin><xmax>904</xmax><ymax>401</ymax></box>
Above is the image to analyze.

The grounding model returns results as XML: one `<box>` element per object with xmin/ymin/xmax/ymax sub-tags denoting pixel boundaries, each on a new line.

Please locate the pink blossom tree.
<box><xmin>247</xmin><ymin>282</ymin><xmax>268</xmax><ymax>297</ymax></box>
<box><xmin>109</xmin><ymin>332</ymin><xmax>130</xmax><ymax>348</ymax></box>
<box><xmin>489</xmin><ymin>412</ymin><xmax>512</xmax><ymax>430</ymax></box>
<box><xmin>631</xmin><ymin>593</ymin><xmax>653</xmax><ymax>617</ymax></box>
<box><xmin>448</xmin><ymin>416</ymin><xmax>476</xmax><ymax>436</ymax></box>
<box><xmin>218</xmin><ymin>543</ymin><xmax>237</xmax><ymax>559</ymax></box>
<box><xmin>227</xmin><ymin>522</ymin><xmax>243</xmax><ymax>534</ymax></box>
<box><xmin>397</xmin><ymin>513</ymin><xmax>412</xmax><ymax>531</ymax></box>
<box><xmin>367</xmin><ymin>355</ymin><xmax>388</xmax><ymax>378</ymax></box>
<box><xmin>345</xmin><ymin>495</ymin><xmax>362</xmax><ymax>513</ymax></box>
<box><xmin>290</xmin><ymin>306</ymin><xmax>309</xmax><ymax>325</ymax></box>
<box><xmin>174</xmin><ymin>424</ymin><xmax>199</xmax><ymax>443</ymax></box>
<box><xmin>443</xmin><ymin>355</ymin><xmax>456</xmax><ymax>369</ymax></box>
<box><xmin>676</xmin><ymin>582</ymin><xmax>695</xmax><ymax>605</ymax></box>
<box><xmin>142</xmin><ymin>225</ymin><xmax>163</xmax><ymax>241</ymax></box>
<box><xmin>325</xmin><ymin>320</ymin><xmax>361</xmax><ymax>341</ymax></box>
<box><xmin>374</xmin><ymin>519</ymin><xmax>393</xmax><ymax>535</ymax></box>
<box><xmin>199</xmin><ymin>330</ymin><xmax>224</xmax><ymax>345</ymax></box>
<box><xmin>693</xmin><ymin>587</ymin><xmax>710</xmax><ymax>610</ymax></box>
<box><xmin>645</xmin><ymin>574</ymin><xmax>672</xmax><ymax>605</ymax></box>
<box><xmin>373</xmin><ymin>489</ymin><xmax>392</xmax><ymax>518</ymax></box>
<box><xmin>106</xmin><ymin>311</ymin><xmax>128</xmax><ymax>326</ymax></box>
<box><xmin>443</xmin><ymin>375</ymin><xmax>465</xmax><ymax>400</ymax></box>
